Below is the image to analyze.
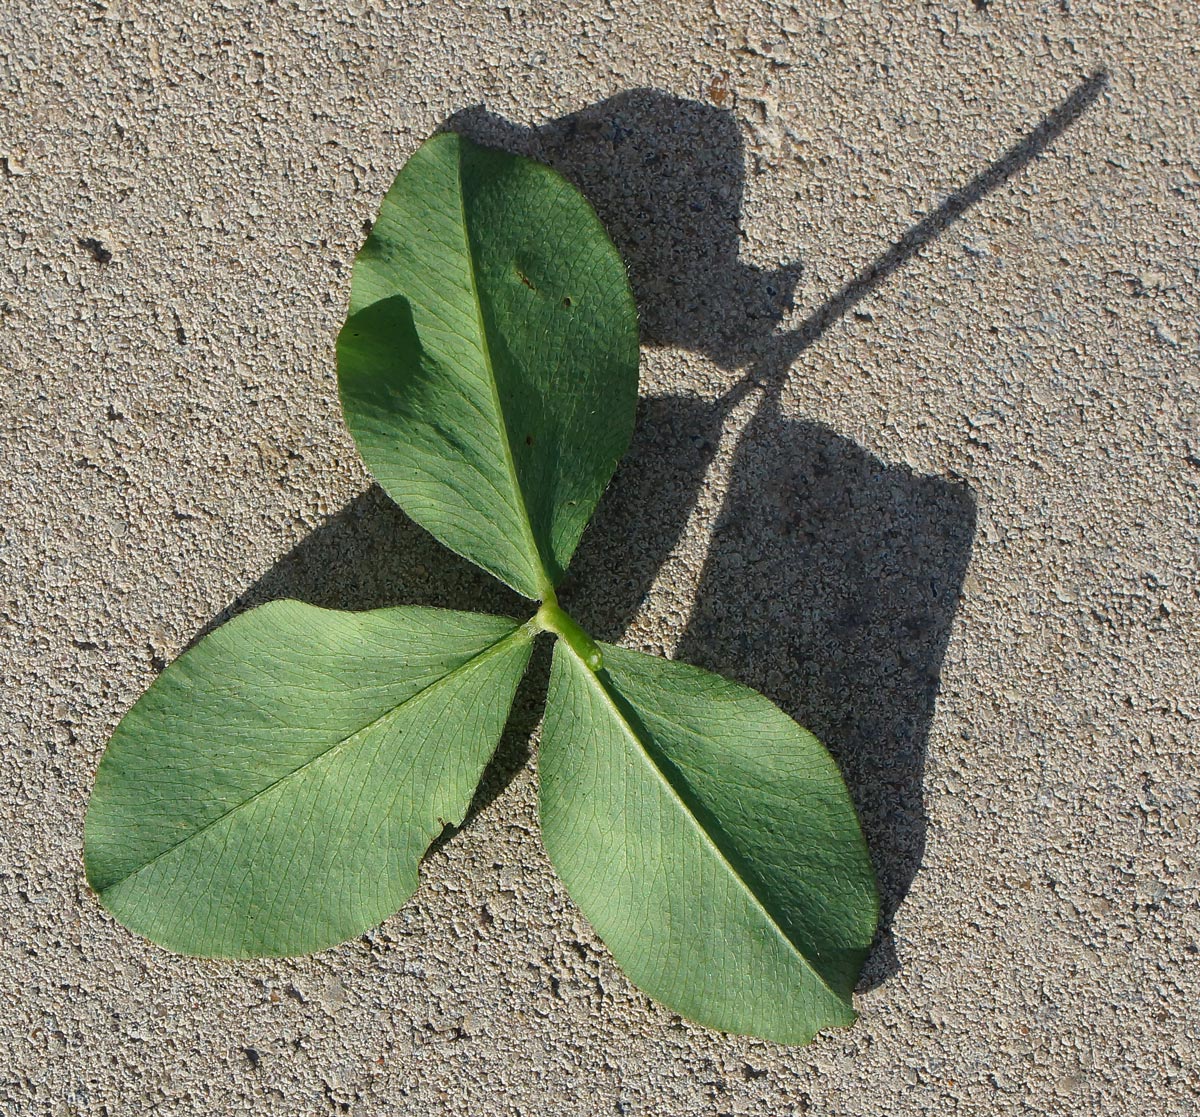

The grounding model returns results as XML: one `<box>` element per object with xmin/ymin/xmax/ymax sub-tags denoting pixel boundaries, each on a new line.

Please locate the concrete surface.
<box><xmin>2</xmin><ymin>2</ymin><xmax>1197</xmax><ymax>1114</ymax></box>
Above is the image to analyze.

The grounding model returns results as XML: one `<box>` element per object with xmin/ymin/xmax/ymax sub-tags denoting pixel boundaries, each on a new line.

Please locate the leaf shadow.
<box><xmin>194</xmin><ymin>76</ymin><xmax>1105</xmax><ymax>990</ymax></box>
<box><xmin>448</xmin><ymin>78</ymin><xmax>1103</xmax><ymax>986</ymax></box>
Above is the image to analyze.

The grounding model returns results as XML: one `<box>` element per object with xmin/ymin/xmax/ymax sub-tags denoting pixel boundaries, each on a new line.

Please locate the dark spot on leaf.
<box><xmin>77</xmin><ymin>237</ymin><xmax>112</xmax><ymax>265</ymax></box>
<box><xmin>515</xmin><ymin>267</ymin><xmax>536</xmax><ymax>291</ymax></box>
<box><xmin>562</xmin><ymin>295</ymin><xmax>573</xmax><ymax>307</ymax></box>
<box><xmin>525</xmin><ymin>434</ymin><xmax>534</xmax><ymax>446</ymax></box>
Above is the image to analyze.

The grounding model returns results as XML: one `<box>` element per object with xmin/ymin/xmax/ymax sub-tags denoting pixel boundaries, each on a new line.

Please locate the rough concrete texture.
<box><xmin>2</xmin><ymin>1</ymin><xmax>1197</xmax><ymax>1113</ymax></box>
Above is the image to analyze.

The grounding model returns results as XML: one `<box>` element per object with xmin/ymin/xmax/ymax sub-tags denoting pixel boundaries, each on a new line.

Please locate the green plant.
<box><xmin>84</xmin><ymin>132</ymin><xmax>878</xmax><ymax>1046</ymax></box>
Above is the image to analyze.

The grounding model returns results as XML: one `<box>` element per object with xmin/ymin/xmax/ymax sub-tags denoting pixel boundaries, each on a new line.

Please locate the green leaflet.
<box><xmin>539</xmin><ymin>639</ymin><xmax>879</xmax><ymax>1045</ymax></box>
<box><xmin>337</xmin><ymin>132</ymin><xmax>639</xmax><ymax>600</ymax></box>
<box><xmin>84</xmin><ymin>602</ymin><xmax>533</xmax><ymax>957</ymax></box>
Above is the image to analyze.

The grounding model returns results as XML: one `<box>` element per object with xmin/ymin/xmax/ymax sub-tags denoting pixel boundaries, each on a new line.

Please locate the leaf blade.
<box><xmin>539</xmin><ymin>640</ymin><xmax>879</xmax><ymax>1045</ymax></box>
<box><xmin>85</xmin><ymin>602</ymin><xmax>533</xmax><ymax>957</ymax></box>
<box><xmin>338</xmin><ymin>132</ymin><xmax>638</xmax><ymax>598</ymax></box>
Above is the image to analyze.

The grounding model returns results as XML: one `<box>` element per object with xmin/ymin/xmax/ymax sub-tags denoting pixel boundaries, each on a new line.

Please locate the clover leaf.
<box><xmin>338</xmin><ymin>132</ymin><xmax>638</xmax><ymax>599</ymax></box>
<box><xmin>84</xmin><ymin>132</ymin><xmax>878</xmax><ymax>1045</ymax></box>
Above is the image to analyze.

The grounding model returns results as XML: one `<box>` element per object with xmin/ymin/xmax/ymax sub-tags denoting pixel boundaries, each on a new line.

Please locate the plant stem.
<box><xmin>535</xmin><ymin>593</ymin><xmax>603</xmax><ymax>671</ymax></box>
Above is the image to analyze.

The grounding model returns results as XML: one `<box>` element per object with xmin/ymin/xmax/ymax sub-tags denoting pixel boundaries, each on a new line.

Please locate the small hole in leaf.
<box><xmin>562</xmin><ymin>296</ymin><xmax>572</xmax><ymax>307</ymax></box>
